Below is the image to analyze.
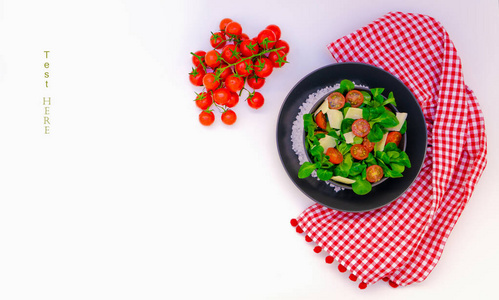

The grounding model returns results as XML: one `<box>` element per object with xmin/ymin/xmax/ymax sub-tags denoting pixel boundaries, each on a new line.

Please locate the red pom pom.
<box><xmin>290</xmin><ymin>219</ymin><xmax>298</xmax><ymax>227</ymax></box>
<box><xmin>389</xmin><ymin>280</ymin><xmax>399</xmax><ymax>288</ymax></box>
<box><xmin>313</xmin><ymin>246</ymin><xmax>322</xmax><ymax>253</ymax></box>
<box><xmin>382</xmin><ymin>277</ymin><xmax>389</xmax><ymax>282</ymax></box>
<box><xmin>338</xmin><ymin>264</ymin><xmax>347</xmax><ymax>273</ymax></box>
<box><xmin>349</xmin><ymin>274</ymin><xmax>358</xmax><ymax>282</ymax></box>
<box><xmin>325</xmin><ymin>256</ymin><xmax>334</xmax><ymax>264</ymax></box>
<box><xmin>358</xmin><ymin>282</ymin><xmax>367</xmax><ymax>289</ymax></box>
<box><xmin>305</xmin><ymin>235</ymin><xmax>312</xmax><ymax>242</ymax></box>
<box><xmin>295</xmin><ymin>226</ymin><xmax>304</xmax><ymax>234</ymax></box>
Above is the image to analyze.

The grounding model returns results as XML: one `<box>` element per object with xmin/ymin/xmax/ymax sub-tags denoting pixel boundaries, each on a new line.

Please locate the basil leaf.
<box><xmin>310</xmin><ymin>145</ymin><xmax>324</xmax><ymax>159</ymax></box>
<box><xmin>298</xmin><ymin>162</ymin><xmax>316</xmax><ymax>178</ymax></box>
<box><xmin>384</xmin><ymin>142</ymin><xmax>399</xmax><ymax>152</ymax></box>
<box><xmin>337</xmin><ymin>142</ymin><xmax>351</xmax><ymax>156</ymax></box>
<box><xmin>361</xmin><ymin>91</ymin><xmax>371</xmax><ymax>104</ymax></box>
<box><xmin>399</xmin><ymin>120</ymin><xmax>407</xmax><ymax>134</ymax></box>
<box><xmin>391</xmin><ymin>163</ymin><xmax>405</xmax><ymax>174</ymax></box>
<box><xmin>371</xmin><ymin>88</ymin><xmax>384</xmax><ymax>98</ymax></box>
<box><xmin>303</xmin><ymin>114</ymin><xmax>315</xmax><ymax>129</ymax></box>
<box><xmin>335</xmin><ymin>153</ymin><xmax>353</xmax><ymax>177</ymax></box>
<box><xmin>382</xmin><ymin>91</ymin><xmax>397</xmax><ymax>107</ymax></box>
<box><xmin>328</xmin><ymin>130</ymin><xmax>339</xmax><ymax>139</ymax></box>
<box><xmin>349</xmin><ymin>162</ymin><xmax>366</xmax><ymax>177</ymax></box>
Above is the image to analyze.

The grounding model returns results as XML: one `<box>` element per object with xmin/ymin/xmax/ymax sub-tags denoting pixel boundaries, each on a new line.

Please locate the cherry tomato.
<box><xmin>386</xmin><ymin>131</ymin><xmax>402</xmax><ymax>147</ymax></box>
<box><xmin>192</xmin><ymin>50</ymin><xmax>206</xmax><ymax>67</ymax></box>
<box><xmin>315</xmin><ymin>111</ymin><xmax>327</xmax><ymax>130</ymax></box>
<box><xmin>199</xmin><ymin>110</ymin><xmax>215</xmax><ymax>126</ymax></box>
<box><xmin>346</xmin><ymin>90</ymin><xmax>364</xmax><ymax>108</ymax></box>
<box><xmin>195</xmin><ymin>92</ymin><xmax>213</xmax><ymax>110</ymax></box>
<box><xmin>221</xmin><ymin>109</ymin><xmax>237</xmax><ymax>125</ymax></box>
<box><xmin>239</xmin><ymin>33</ymin><xmax>249</xmax><ymax>40</ymax></box>
<box><xmin>213</xmin><ymin>87</ymin><xmax>230</xmax><ymax>106</ymax></box>
<box><xmin>366</xmin><ymin>165</ymin><xmax>384</xmax><ymax>183</ymax></box>
<box><xmin>225</xmin><ymin>21</ymin><xmax>242</xmax><ymax>37</ymax></box>
<box><xmin>202</xmin><ymin>73</ymin><xmax>220</xmax><ymax>91</ymax></box>
<box><xmin>247</xmin><ymin>76</ymin><xmax>265</xmax><ymax>89</ymax></box>
<box><xmin>210</xmin><ymin>31</ymin><xmax>226</xmax><ymax>49</ymax></box>
<box><xmin>225</xmin><ymin>75</ymin><xmax>244</xmax><ymax>93</ymax></box>
<box><xmin>240</xmin><ymin>38</ymin><xmax>260</xmax><ymax>57</ymax></box>
<box><xmin>352</xmin><ymin>119</ymin><xmax>371</xmax><ymax>137</ymax></box>
<box><xmin>189</xmin><ymin>66</ymin><xmax>205</xmax><ymax>86</ymax></box>
<box><xmin>254</xmin><ymin>57</ymin><xmax>273</xmax><ymax>78</ymax></box>
<box><xmin>257</xmin><ymin>29</ymin><xmax>277</xmax><ymax>49</ymax></box>
<box><xmin>226</xmin><ymin>91</ymin><xmax>239</xmax><ymax>108</ymax></box>
<box><xmin>326</xmin><ymin>147</ymin><xmax>343</xmax><ymax>164</ymax></box>
<box><xmin>362</xmin><ymin>137</ymin><xmax>375</xmax><ymax>152</ymax></box>
<box><xmin>205</xmin><ymin>50</ymin><xmax>221</xmax><ymax>68</ymax></box>
<box><xmin>221</xmin><ymin>44</ymin><xmax>240</xmax><ymax>64</ymax></box>
<box><xmin>266</xmin><ymin>24</ymin><xmax>281</xmax><ymax>41</ymax></box>
<box><xmin>274</xmin><ymin>39</ymin><xmax>290</xmax><ymax>54</ymax></box>
<box><xmin>219</xmin><ymin>18</ymin><xmax>233</xmax><ymax>32</ymax></box>
<box><xmin>327</xmin><ymin>92</ymin><xmax>345</xmax><ymax>109</ymax></box>
<box><xmin>247</xmin><ymin>92</ymin><xmax>264</xmax><ymax>109</ymax></box>
<box><xmin>351</xmin><ymin>144</ymin><xmax>369</xmax><ymax>160</ymax></box>
<box><xmin>235</xmin><ymin>59</ymin><xmax>253</xmax><ymax>77</ymax></box>
<box><xmin>268</xmin><ymin>50</ymin><xmax>287</xmax><ymax>68</ymax></box>
<box><xmin>215</xmin><ymin>63</ymin><xmax>232</xmax><ymax>80</ymax></box>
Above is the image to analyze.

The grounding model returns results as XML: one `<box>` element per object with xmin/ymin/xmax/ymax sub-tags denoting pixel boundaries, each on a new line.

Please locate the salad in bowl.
<box><xmin>298</xmin><ymin>79</ymin><xmax>411</xmax><ymax>195</ymax></box>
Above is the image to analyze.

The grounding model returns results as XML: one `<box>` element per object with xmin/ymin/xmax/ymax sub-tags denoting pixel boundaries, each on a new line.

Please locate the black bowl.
<box><xmin>276</xmin><ymin>62</ymin><xmax>427</xmax><ymax>212</ymax></box>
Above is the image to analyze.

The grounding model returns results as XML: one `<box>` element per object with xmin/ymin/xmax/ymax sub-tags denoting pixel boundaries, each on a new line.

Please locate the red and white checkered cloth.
<box><xmin>291</xmin><ymin>12</ymin><xmax>487</xmax><ymax>288</ymax></box>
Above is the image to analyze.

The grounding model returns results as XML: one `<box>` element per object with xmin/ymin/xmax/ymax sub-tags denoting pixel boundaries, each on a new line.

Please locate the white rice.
<box><xmin>290</xmin><ymin>82</ymin><xmax>369</xmax><ymax>192</ymax></box>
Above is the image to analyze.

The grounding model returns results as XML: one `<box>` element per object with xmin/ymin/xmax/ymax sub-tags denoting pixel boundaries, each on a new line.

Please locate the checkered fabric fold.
<box><xmin>291</xmin><ymin>12</ymin><xmax>487</xmax><ymax>288</ymax></box>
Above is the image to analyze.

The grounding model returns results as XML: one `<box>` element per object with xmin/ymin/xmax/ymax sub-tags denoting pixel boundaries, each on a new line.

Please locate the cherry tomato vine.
<box><xmin>189</xmin><ymin>18</ymin><xmax>290</xmax><ymax>126</ymax></box>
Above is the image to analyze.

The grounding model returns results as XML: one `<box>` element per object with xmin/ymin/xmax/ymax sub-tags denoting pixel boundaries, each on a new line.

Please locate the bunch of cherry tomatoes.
<box><xmin>189</xmin><ymin>18</ymin><xmax>290</xmax><ymax>126</ymax></box>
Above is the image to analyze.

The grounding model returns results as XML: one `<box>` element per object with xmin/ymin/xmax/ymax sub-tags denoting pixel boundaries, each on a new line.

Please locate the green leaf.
<box><xmin>336</xmin><ymin>153</ymin><xmax>353</xmax><ymax>177</ymax></box>
<box><xmin>327</xmin><ymin>130</ymin><xmax>340</xmax><ymax>139</ymax></box>
<box><xmin>341</xmin><ymin>118</ymin><xmax>355</xmax><ymax>134</ymax></box>
<box><xmin>361</xmin><ymin>91</ymin><xmax>371</xmax><ymax>104</ymax></box>
<box><xmin>382</xmin><ymin>91</ymin><xmax>397</xmax><ymax>107</ymax></box>
<box><xmin>310</xmin><ymin>145</ymin><xmax>325</xmax><ymax>159</ymax></box>
<box><xmin>399</xmin><ymin>120</ymin><xmax>407</xmax><ymax>134</ymax></box>
<box><xmin>317</xmin><ymin>168</ymin><xmax>333</xmax><ymax>181</ymax></box>
<box><xmin>371</xmin><ymin>88</ymin><xmax>384</xmax><ymax>98</ymax></box>
<box><xmin>298</xmin><ymin>162</ymin><xmax>317</xmax><ymax>178</ymax></box>
<box><xmin>352</xmin><ymin>177</ymin><xmax>372</xmax><ymax>195</ymax></box>
<box><xmin>339</xmin><ymin>79</ymin><xmax>355</xmax><ymax>94</ymax></box>
<box><xmin>353</xmin><ymin>136</ymin><xmax>363</xmax><ymax>144</ymax></box>
<box><xmin>349</xmin><ymin>162</ymin><xmax>366</xmax><ymax>177</ymax></box>
<box><xmin>303</xmin><ymin>113</ymin><xmax>315</xmax><ymax>129</ymax></box>
<box><xmin>391</xmin><ymin>163</ymin><xmax>405</xmax><ymax>174</ymax></box>
<box><xmin>367</xmin><ymin>123</ymin><xmax>384</xmax><ymax>143</ymax></box>
<box><xmin>337</xmin><ymin>142</ymin><xmax>352</xmax><ymax>156</ymax></box>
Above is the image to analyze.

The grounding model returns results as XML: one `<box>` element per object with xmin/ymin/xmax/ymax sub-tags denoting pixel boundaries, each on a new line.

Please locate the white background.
<box><xmin>0</xmin><ymin>0</ymin><xmax>498</xmax><ymax>299</ymax></box>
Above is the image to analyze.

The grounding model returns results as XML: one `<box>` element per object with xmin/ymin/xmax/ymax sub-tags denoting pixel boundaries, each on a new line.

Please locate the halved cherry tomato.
<box><xmin>352</xmin><ymin>119</ymin><xmax>371</xmax><ymax>137</ymax></box>
<box><xmin>315</xmin><ymin>111</ymin><xmax>327</xmax><ymax>130</ymax></box>
<box><xmin>346</xmin><ymin>90</ymin><xmax>364</xmax><ymax>108</ymax></box>
<box><xmin>386</xmin><ymin>131</ymin><xmax>402</xmax><ymax>147</ymax></box>
<box><xmin>366</xmin><ymin>165</ymin><xmax>384</xmax><ymax>183</ymax></box>
<box><xmin>362</xmin><ymin>137</ymin><xmax>375</xmax><ymax>152</ymax></box>
<box><xmin>326</xmin><ymin>147</ymin><xmax>343</xmax><ymax>164</ymax></box>
<box><xmin>327</xmin><ymin>92</ymin><xmax>345</xmax><ymax>109</ymax></box>
<box><xmin>351</xmin><ymin>144</ymin><xmax>369</xmax><ymax>160</ymax></box>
